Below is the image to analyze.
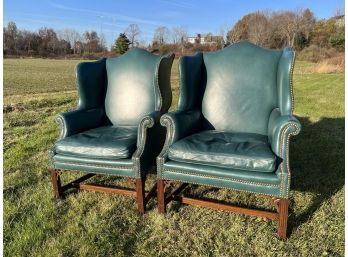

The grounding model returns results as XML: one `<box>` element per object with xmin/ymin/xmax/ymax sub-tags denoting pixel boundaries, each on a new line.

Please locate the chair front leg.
<box><xmin>277</xmin><ymin>198</ymin><xmax>289</xmax><ymax>240</ymax></box>
<box><xmin>50</xmin><ymin>169</ymin><xmax>62</xmax><ymax>198</ymax></box>
<box><xmin>135</xmin><ymin>178</ymin><xmax>146</xmax><ymax>214</ymax></box>
<box><xmin>157</xmin><ymin>179</ymin><xmax>167</xmax><ymax>214</ymax></box>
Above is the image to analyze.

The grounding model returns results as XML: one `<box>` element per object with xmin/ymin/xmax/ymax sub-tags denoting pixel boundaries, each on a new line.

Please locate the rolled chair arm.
<box><xmin>160</xmin><ymin>109</ymin><xmax>202</xmax><ymax>147</ymax></box>
<box><xmin>156</xmin><ymin>110</ymin><xmax>202</xmax><ymax>177</ymax></box>
<box><xmin>268</xmin><ymin>108</ymin><xmax>301</xmax><ymax>197</ymax></box>
<box><xmin>268</xmin><ymin>108</ymin><xmax>301</xmax><ymax>157</ymax></box>
<box><xmin>132</xmin><ymin>111</ymin><xmax>164</xmax><ymax>177</ymax></box>
<box><xmin>135</xmin><ymin>111</ymin><xmax>161</xmax><ymax>150</ymax></box>
<box><xmin>56</xmin><ymin>108</ymin><xmax>105</xmax><ymax>139</ymax></box>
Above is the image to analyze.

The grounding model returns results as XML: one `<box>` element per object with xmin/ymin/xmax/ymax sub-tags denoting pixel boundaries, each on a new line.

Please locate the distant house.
<box><xmin>186</xmin><ymin>34</ymin><xmax>224</xmax><ymax>45</ymax></box>
<box><xmin>187</xmin><ymin>36</ymin><xmax>196</xmax><ymax>44</ymax></box>
<box><xmin>332</xmin><ymin>15</ymin><xmax>345</xmax><ymax>27</ymax></box>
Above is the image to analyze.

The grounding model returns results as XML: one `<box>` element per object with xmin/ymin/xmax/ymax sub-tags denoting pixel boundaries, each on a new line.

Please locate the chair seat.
<box><xmin>168</xmin><ymin>130</ymin><xmax>277</xmax><ymax>172</ymax></box>
<box><xmin>55</xmin><ymin>126</ymin><xmax>138</xmax><ymax>160</ymax></box>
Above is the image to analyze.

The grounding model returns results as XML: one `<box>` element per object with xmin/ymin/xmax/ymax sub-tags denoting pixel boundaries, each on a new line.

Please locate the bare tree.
<box><xmin>99</xmin><ymin>33</ymin><xmax>107</xmax><ymax>53</ymax></box>
<box><xmin>125</xmin><ymin>24</ymin><xmax>141</xmax><ymax>47</ymax></box>
<box><xmin>226</xmin><ymin>17</ymin><xmax>248</xmax><ymax>44</ymax></box>
<box><xmin>219</xmin><ymin>25</ymin><xmax>226</xmax><ymax>44</ymax></box>
<box><xmin>335</xmin><ymin>6</ymin><xmax>345</xmax><ymax>16</ymax></box>
<box><xmin>38</xmin><ymin>27</ymin><xmax>59</xmax><ymax>55</ymax></box>
<box><xmin>301</xmin><ymin>8</ymin><xmax>316</xmax><ymax>41</ymax></box>
<box><xmin>84</xmin><ymin>31</ymin><xmax>101</xmax><ymax>53</ymax></box>
<box><xmin>247</xmin><ymin>12</ymin><xmax>270</xmax><ymax>46</ymax></box>
<box><xmin>4</xmin><ymin>21</ymin><xmax>18</xmax><ymax>54</ymax></box>
<box><xmin>172</xmin><ymin>26</ymin><xmax>187</xmax><ymax>44</ymax></box>
<box><xmin>58</xmin><ymin>29</ymin><xmax>81</xmax><ymax>54</ymax></box>
<box><xmin>272</xmin><ymin>8</ymin><xmax>315</xmax><ymax>48</ymax></box>
<box><xmin>172</xmin><ymin>26</ymin><xmax>187</xmax><ymax>53</ymax></box>
<box><xmin>153</xmin><ymin>26</ymin><xmax>170</xmax><ymax>45</ymax></box>
<box><xmin>226</xmin><ymin>12</ymin><xmax>270</xmax><ymax>46</ymax></box>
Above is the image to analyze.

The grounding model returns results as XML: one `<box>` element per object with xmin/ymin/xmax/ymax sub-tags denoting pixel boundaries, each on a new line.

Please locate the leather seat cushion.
<box><xmin>168</xmin><ymin>130</ymin><xmax>277</xmax><ymax>172</ymax></box>
<box><xmin>55</xmin><ymin>126</ymin><xmax>138</xmax><ymax>160</ymax></box>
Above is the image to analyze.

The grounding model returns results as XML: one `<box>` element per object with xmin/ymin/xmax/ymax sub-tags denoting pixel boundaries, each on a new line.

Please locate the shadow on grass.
<box><xmin>288</xmin><ymin>116</ymin><xmax>344</xmax><ymax>234</ymax></box>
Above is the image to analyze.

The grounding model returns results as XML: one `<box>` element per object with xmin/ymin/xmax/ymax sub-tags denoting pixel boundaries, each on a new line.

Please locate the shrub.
<box><xmin>297</xmin><ymin>45</ymin><xmax>341</xmax><ymax>62</ymax></box>
<box><xmin>297</xmin><ymin>45</ymin><xmax>321</xmax><ymax>62</ymax></box>
<box><xmin>329</xmin><ymin>33</ymin><xmax>345</xmax><ymax>52</ymax></box>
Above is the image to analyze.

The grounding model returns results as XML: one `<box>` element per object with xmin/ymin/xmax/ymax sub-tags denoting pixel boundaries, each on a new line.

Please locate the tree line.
<box><xmin>112</xmin><ymin>24</ymin><xmax>225</xmax><ymax>55</ymax></box>
<box><xmin>3</xmin><ymin>7</ymin><xmax>344</xmax><ymax>58</ymax></box>
<box><xmin>3</xmin><ymin>22</ymin><xmax>107</xmax><ymax>57</ymax></box>
<box><xmin>226</xmin><ymin>8</ymin><xmax>344</xmax><ymax>52</ymax></box>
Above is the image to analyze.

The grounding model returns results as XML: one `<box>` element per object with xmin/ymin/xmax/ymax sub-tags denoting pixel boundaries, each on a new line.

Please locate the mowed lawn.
<box><xmin>4</xmin><ymin>58</ymin><xmax>344</xmax><ymax>257</ymax></box>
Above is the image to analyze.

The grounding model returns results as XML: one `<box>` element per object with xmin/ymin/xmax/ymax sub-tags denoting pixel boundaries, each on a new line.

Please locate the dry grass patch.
<box><xmin>310</xmin><ymin>55</ymin><xmax>344</xmax><ymax>74</ymax></box>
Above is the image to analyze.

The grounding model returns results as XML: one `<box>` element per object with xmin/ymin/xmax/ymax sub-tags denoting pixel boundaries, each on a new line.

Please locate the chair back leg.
<box><xmin>50</xmin><ymin>169</ymin><xmax>62</xmax><ymax>198</ymax></box>
<box><xmin>157</xmin><ymin>179</ymin><xmax>166</xmax><ymax>213</ymax></box>
<box><xmin>277</xmin><ymin>198</ymin><xmax>289</xmax><ymax>239</ymax></box>
<box><xmin>135</xmin><ymin>178</ymin><xmax>146</xmax><ymax>214</ymax></box>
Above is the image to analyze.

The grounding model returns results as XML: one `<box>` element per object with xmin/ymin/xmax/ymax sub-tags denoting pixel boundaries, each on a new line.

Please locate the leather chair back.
<box><xmin>105</xmin><ymin>48</ymin><xmax>174</xmax><ymax>126</ymax></box>
<box><xmin>200</xmin><ymin>41</ymin><xmax>292</xmax><ymax>135</ymax></box>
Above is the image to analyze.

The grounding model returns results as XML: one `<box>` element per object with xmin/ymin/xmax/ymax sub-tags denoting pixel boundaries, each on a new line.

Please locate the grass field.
<box><xmin>4</xmin><ymin>58</ymin><xmax>344</xmax><ymax>257</ymax></box>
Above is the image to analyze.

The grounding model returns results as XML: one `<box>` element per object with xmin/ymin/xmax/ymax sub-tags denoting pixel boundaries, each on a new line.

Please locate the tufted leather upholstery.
<box><xmin>168</xmin><ymin>130</ymin><xmax>277</xmax><ymax>172</ymax></box>
<box><xmin>55</xmin><ymin>126</ymin><xmax>138</xmax><ymax>160</ymax></box>
<box><xmin>52</xmin><ymin>48</ymin><xmax>174</xmax><ymax>178</ymax></box>
<box><xmin>157</xmin><ymin>41</ymin><xmax>301</xmax><ymax>198</ymax></box>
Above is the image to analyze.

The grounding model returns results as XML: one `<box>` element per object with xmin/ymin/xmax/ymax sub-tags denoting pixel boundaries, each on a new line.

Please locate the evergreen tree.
<box><xmin>113</xmin><ymin>33</ymin><xmax>130</xmax><ymax>54</ymax></box>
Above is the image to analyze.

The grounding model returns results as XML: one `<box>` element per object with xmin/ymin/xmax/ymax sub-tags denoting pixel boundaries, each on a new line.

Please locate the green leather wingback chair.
<box><xmin>50</xmin><ymin>48</ymin><xmax>174</xmax><ymax>213</ymax></box>
<box><xmin>157</xmin><ymin>41</ymin><xmax>301</xmax><ymax>239</ymax></box>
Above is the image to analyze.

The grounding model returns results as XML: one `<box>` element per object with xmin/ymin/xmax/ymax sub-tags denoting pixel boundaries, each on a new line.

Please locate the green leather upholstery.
<box><xmin>76</xmin><ymin>58</ymin><xmax>107</xmax><ymax>110</ymax></box>
<box><xmin>105</xmin><ymin>50</ymin><xmax>168</xmax><ymax>126</ymax></box>
<box><xmin>202</xmin><ymin>44</ymin><xmax>282</xmax><ymax>134</ymax></box>
<box><xmin>56</xmin><ymin>108</ymin><xmax>105</xmax><ymax>139</ymax></box>
<box><xmin>53</xmin><ymin>154</ymin><xmax>135</xmax><ymax>177</ymax></box>
<box><xmin>168</xmin><ymin>130</ymin><xmax>277</xmax><ymax>172</ymax></box>
<box><xmin>52</xmin><ymin>48</ymin><xmax>174</xmax><ymax>178</ymax></box>
<box><xmin>157</xmin><ymin>41</ymin><xmax>301</xmax><ymax>198</ymax></box>
<box><xmin>55</xmin><ymin>126</ymin><xmax>138</xmax><ymax>160</ymax></box>
<box><xmin>162</xmin><ymin>161</ymin><xmax>282</xmax><ymax>196</ymax></box>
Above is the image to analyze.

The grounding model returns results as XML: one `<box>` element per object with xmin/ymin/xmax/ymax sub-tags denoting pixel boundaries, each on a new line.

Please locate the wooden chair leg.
<box><xmin>135</xmin><ymin>178</ymin><xmax>145</xmax><ymax>214</ymax></box>
<box><xmin>277</xmin><ymin>198</ymin><xmax>289</xmax><ymax>240</ymax></box>
<box><xmin>157</xmin><ymin>179</ymin><xmax>166</xmax><ymax>214</ymax></box>
<box><xmin>50</xmin><ymin>169</ymin><xmax>62</xmax><ymax>198</ymax></box>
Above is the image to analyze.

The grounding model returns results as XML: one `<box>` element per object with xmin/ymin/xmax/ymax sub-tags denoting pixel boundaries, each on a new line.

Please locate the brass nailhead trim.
<box><xmin>163</xmin><ymin>169</ymin><xmax>279</xmax><ymax>187</ymax></box>
<box><xmin>54</xmin><ymin>161</ymin><xmax>132</xmax><ymax>171</ymax></box>
<box><xmin>53</xmin><ymin>163</ymin><xmax>136</xmax><ymax>178</ymax></box>
<box><xmin>279</xmin><ymin>123</ymin><xmax>300</xmax><ymax>197</ymax></box>
<box><xmin>132</xmin><ymin>116</ymin><xmax>155</xmax><ymax>176</ymax></box>
<box><xmin>290</xmin><ymin>51</ymin><xmax>296</xmax><ymax>115</ymax></box>
<box><xmin>157</xmin><ymin>115</ymin><xmax>175</xmax><ymax>177</ymax></box>
<box><xmin>154</xmin><ymin>56</ymin><xmax>163</xmax><ymax>111</ymax></box>
<box><xmin>161</xmin><ymin>176</ymin><xmax>280</xmax><ymax>197</ymax></box>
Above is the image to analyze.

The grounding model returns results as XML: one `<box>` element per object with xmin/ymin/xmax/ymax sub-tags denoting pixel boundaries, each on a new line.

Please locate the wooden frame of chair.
<box><xmin>49</xmin><ymin>169</ymin><xmax>157</xmax><ymax>214</ymax></box>
<box><xmin>157</xmin><ymin>179</ymin><xmax>289</xmax><ymax>239</ymax></box>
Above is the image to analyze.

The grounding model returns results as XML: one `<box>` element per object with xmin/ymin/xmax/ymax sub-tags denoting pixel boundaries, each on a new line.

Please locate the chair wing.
<box><xmin>76</xmin><ymin>58</ymin><xmax>107</xmax><ymax>110</ymax></box>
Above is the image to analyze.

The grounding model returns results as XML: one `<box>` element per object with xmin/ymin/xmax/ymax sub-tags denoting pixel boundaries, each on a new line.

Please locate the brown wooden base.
<box><xmin>49</xmin><ymin>169</ymin><xmax>157</xmax><ymax>214</ymax></box>
<box><xmin>157</xmin><ymin>179</ymin><xmax>289</xmax><ymax>239</ymax></box>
